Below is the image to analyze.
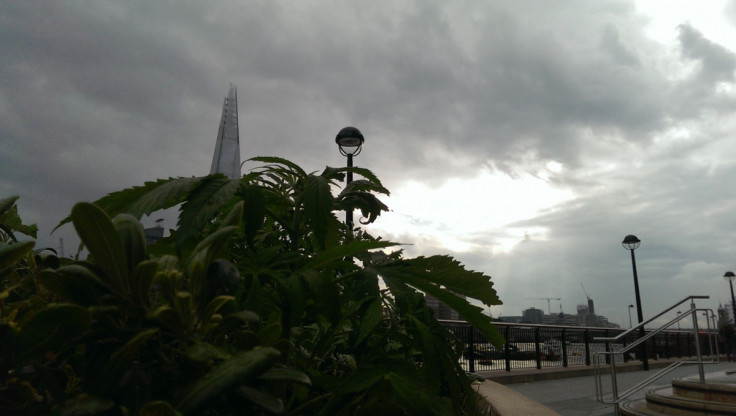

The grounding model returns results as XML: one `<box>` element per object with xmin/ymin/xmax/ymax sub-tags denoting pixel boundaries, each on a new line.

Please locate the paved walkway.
<box><xmin>478</xmin><ymin>359</ymin><xmax>736</xmax><ymax>416</ymax></box>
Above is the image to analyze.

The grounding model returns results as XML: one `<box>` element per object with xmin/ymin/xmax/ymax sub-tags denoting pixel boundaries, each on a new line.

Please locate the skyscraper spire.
<box><xmin>210</xmin><ymin>83</ymin><xmax>241</xmax><ymax>179</ymax></box>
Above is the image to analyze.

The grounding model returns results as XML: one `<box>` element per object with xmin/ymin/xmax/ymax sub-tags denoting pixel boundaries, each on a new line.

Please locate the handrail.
<box><xmin>591</xmin><ymin>295</ymin><xmax>718</xmax><ymax>416</ymax></box>
<box><xmin>595</xmin><ymin>295</ymin><xmax>708</xmax><ymax>342</ymax></box>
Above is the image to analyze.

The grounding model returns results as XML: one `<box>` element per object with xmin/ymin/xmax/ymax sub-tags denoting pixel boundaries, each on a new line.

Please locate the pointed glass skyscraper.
<box><xmin>210</xmin><ymin>84</ymin><xmax>241</xmax><ymax>179</ymax></box>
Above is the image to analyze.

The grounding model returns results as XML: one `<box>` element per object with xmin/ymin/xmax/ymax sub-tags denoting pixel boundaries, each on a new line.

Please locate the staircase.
<box><xmin>619</xmin><ymin>370</ymin><xmax>736</xmax><ymax>415</ymax></box>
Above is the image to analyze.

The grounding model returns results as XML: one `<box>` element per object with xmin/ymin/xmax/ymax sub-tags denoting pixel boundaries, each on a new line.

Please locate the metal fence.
<box><xmin>439</xmin><ymin>320</ymin><xmax>710</xmax><ymax>373</ymax></box>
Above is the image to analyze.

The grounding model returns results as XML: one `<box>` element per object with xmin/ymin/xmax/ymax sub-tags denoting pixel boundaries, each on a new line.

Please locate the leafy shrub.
<box><xmin>0</xmin><ymin>158</ymin><xmax>502</xmax><ymax>415</ymax></box>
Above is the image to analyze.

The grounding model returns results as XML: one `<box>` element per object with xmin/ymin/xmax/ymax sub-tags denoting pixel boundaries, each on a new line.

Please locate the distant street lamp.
<box><xmin>628</xmin><ymin>304</ymin><xmax>634</xmax><ymax>328</ymax></box>
<box><xmin>724</xmin><ymin>271</ymin><xmax>736</xmax><ymax>323</ymax></box>
<box><xmin>622</xmin><ymin>234</ymin><xmax>648</xmax><ymax>371</ymax></box>
<box><xmin>335</xmin><ymin>127</ymin><xmax>364</xmax><ymax>229</ymax></box>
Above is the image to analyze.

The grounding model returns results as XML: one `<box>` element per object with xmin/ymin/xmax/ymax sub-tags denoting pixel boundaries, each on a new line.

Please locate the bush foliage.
<box><xmin>0</xmin><ymin>158</ymin><xmax>502</xmax><ymax>415</ymax></box>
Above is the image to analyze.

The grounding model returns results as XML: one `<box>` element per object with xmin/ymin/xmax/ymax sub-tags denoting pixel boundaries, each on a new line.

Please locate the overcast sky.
<box><xmin>3</xmin><ymin>1</ymin><xmax>736</xmax><ymax>329</ymax></box>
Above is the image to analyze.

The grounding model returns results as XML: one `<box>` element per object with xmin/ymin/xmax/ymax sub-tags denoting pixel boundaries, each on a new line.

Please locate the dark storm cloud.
<box><xmin>1</xmin><ymin>0</ymin><xmax>735</xmax><ymax>324</ymax></box>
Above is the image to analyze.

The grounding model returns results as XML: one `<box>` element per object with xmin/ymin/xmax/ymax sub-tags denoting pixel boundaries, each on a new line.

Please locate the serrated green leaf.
<box><xmin>249</xmin><ymin>156</ymin><xmax>307</xmax><ymax>177</ymax></box>
<box><xmin>355</xmin><ymin>298</ymin><xmax>383</xmax><ymax>347</ymax></box>
<box><xmin>71</xmin><ymin>203</ymin><xmax>128</xmax><ymax>292</ymax></box>
<box><xmin>377</xmin><ymin>258</ymin><xmax>504</xmax><ymax>347</ymax></box>
<box><xmin>304</xmin><ymin>240</ymin><xmax>397</xmax><ymax>270</ymax></box>
<box><xmin>240</xmin><ymin>185</ymin><xmax>266</xmax><ymax>246</ymax></box>
<box><xmin>54</xmin><ymin>177</ymin><xmax>205</xmax><ymax>233</ymax></box>
<box><xmin>177</xmin><ymin>176</ymin><xmax>240</xmax><ymax>243</ymax></box>
<box><xmin>220</xmin><ymin>200</ymin><xmax>244</xmax><ymax>228</ymax></box>
<box><xmin>177</xmin><ymin>347</ymin><xmax>280</xmax><ymax>415</ymax></box>
<box><xmin>378</xmin><ymin>255</ymin><xmax>500</xmax><ymax>307</ymax></box>
<box><xmin>302</xmin><ymin>175</ymin><xmax>333</xmax><ymax>249</ymax></box>
<box><xmin>127</xmin><ymin>177</ymin><xmax>206</xmax><ymax>218</ymax></box>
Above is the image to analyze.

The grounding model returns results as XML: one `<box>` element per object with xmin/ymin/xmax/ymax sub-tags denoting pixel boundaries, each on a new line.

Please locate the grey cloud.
<box><xmin>678</xmin><ymin>24</ymin><xmax>736</xmax><ymax>83</ymax></box>
<box><xmin>2</xmin><ymin>0</ymin><xmax>736</xmax><ymax>325</ymax></box>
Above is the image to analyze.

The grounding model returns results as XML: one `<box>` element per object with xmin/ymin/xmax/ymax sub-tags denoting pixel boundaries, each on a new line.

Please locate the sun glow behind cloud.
<box><xmin>369</xmin><ymin>167</ymin><xmax>575</xmax><ymax>254</ymax></box>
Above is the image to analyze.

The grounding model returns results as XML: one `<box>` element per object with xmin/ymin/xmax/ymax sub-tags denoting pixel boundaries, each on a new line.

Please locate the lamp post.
<box><xmin>628</xmin><ymin>304</ymin><xmax>634</xmax><ymax>328</ymax></box>
<box><xmin>724</xmin><ymin>271</ymin><xmax>736</xmax><ymax>324</ymax></box>
<box><xmin>335</xmin><ymin>127</ymin><xmax>364</xmax><ymax>229</ymax></box>
<box><xmin>622</xmin><ymin>234</ymin><xmax>648</xmax><ymax>370</ymax></box>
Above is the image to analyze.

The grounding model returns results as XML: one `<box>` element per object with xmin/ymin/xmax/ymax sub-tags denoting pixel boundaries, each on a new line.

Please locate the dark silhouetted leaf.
<box><xmin>17</xmin><ymin>304</ymin><xmax>91</xmax><ymax>360</ymax></box>
<box><xmin>0</xmin><ymin>240</ymin><xmax>34</xmax><ymax>272</ymax></box>
<box><xmin>71</xmin><ymin>203</ymin><xmax>128</xmax><ymax>292</ymax></box>
<box><xmin>112</xmin><ymin>214</ymin><xmax>147</xmax><ymax>274</ymax></box>
<box><xmin>177</xmin><ymin>347</ymin><xmax>280</xmax><ymax>415</ymax></box>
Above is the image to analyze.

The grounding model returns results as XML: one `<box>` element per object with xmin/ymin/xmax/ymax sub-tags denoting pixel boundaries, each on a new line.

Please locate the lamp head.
<box><xmin>622</xmin><ymin>235</ymin><xmax>640</xmax><ymax>251</ymax></box>
<box><xmin>724</xmin><ymin>271</ymin><xmax>736</xmax><ymax>283</ymax></box>
<box><xmin>336</xmin><ymin>126</ymin><xmax>364</xmax><ymax>156</ymax></box>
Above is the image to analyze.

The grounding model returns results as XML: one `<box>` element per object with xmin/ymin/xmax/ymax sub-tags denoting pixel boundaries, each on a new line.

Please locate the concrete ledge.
<box><xmin>475</xmin><ymin>380</ymin><xmax>561</xmax><ymax>416</ymax></box>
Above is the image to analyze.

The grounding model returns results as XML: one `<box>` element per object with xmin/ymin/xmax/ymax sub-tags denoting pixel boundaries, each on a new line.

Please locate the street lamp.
<box><xmin>622</xmin><ymin>234</ymin><xmax>648</xmax><ymax>370</ymax></box>
<box><xmin>724</xmin><ymin>271</ymin><xmax>736</xmax><ymax>324</ymax></box>
<box><xmin>628</xmin><ymin>304</ymin><xmax>634</xmax><ymax>328</ymax></box>
<box><xmin>335</xmin><ymin>127</ymin><xmax>364</xmax><ymax>229</ymax></box>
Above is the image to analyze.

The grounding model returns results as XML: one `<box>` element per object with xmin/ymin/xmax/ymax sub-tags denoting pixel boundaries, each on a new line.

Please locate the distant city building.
<box><xmin>144</xmin><ymin>219</ymin><xmax>165</xmax><ymax>244</ymax></box>
<box><xmin>425</xmin><ymin>294</ymin><xmax>465</xmax><ymax>320</ymax></box>
<box><xmin>210</xmin><ymin>84</ymin><xmax>241</xmax><ymax>179</ymax></box>
<box><xmin>498</xmin><ymin>316</ymin><xmax>523</xmax><ymax>323</ymax></box>
<box><xmin>518</xmin><ymin>298</ymin><xmax>619</xmax><ymax>328</ymax></box>
<box><xmin>522</xmin><ymin>307</ymin><xmax>544</xmax><ymax>324</ymax></box>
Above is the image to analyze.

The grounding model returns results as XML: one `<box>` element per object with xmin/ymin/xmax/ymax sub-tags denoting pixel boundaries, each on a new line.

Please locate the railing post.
<box><xmin>504</xmin><ymin>325</ymin><xmax>511</xmax><ymax>372</ymax></box>
<box><xmin>534</xmin><ymin>327</ymin><xmax>541</xmax><ymax>370</ymax></box>
<box><xmin>467</xmin><ymin>325</ymin><xmax>475</xmax><ymax>373</ymax></box>
<box><xmin>664</xmin><ymin>332</ymin><xmax>670</xmax><ymax>359</ymax></box>
<box><xmin>584</xmin><ymin>329</ymin><xmax>591</xmax><ymax>366</ymax></box>
<box><xmin>604</xmin><ymin>330</ymin><xmax>610</xmax><ymax>365</ymax></box>
<box><xmin>690</xmin><ymin>303</ymin><xmax>705</xmax><ymax>382</ymax></box>
<box><xmin>562</xmin><ymin>328</ymin><xmax>568</xmax><ymax>368</ymax></box>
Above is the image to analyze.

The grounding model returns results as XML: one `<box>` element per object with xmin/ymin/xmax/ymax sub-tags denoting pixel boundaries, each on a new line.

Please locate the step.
<box><xmin>649</xmin><ymin>386</ymin><xmax>736</xmax><ymax>414</ymax></box>
<box><xmin>619</xmin><ymin>383</ymin><xmax>736</xmax><ymax>416</ymax></box>
<box><xmin>672</xmin><ymin>377</ymin><xmax>736</xmax><ymax>403</ymax></box>
<box><xmin>619</xmin><ymin>397</ymin><xmax>683</xmax><ymax>416</ymax></box>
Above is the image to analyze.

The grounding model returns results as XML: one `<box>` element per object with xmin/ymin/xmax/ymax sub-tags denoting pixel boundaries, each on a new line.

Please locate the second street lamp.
<box><xmin>335</xmin><ymin>127</ymin><xmax>364</xmax><ymax>229</ymax></box>
<box><xmin>622</xmin><ymin>234</ymin><xmax>648</xmax><ymax>371</ymax></box>
<box><xmin>724</xmin><ymin>271</ymin><xmax>736</xmax><ymax>323</ymax></box>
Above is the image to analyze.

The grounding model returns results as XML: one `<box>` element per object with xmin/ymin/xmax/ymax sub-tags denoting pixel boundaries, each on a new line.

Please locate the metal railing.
<box><xmin>591</xmin><ymin>296</ymin><xmax>719</xmax><ymax>416</ymax></box>
<box><xmin>439</xmin><ymin>319</ymin><xmax>711</xmax><ymax>374</ymax></box>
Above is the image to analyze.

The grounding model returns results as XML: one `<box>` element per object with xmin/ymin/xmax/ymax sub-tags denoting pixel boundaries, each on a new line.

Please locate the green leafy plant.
<box><xmin>1</xmin><ymin>157</ymin><xmax>502</xmax><ymax>415</ymax></box>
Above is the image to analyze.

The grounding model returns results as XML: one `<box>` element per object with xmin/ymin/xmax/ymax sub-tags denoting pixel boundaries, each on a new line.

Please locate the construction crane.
<box><xmin>527</xmin><ymin>297</ymin><xmax>562</xmax><ymax>314</ymax></box>
<box><xmin>579</xmin><ymin>282</ymin><xmax>591</xmax><ymax>300</ymax></box>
